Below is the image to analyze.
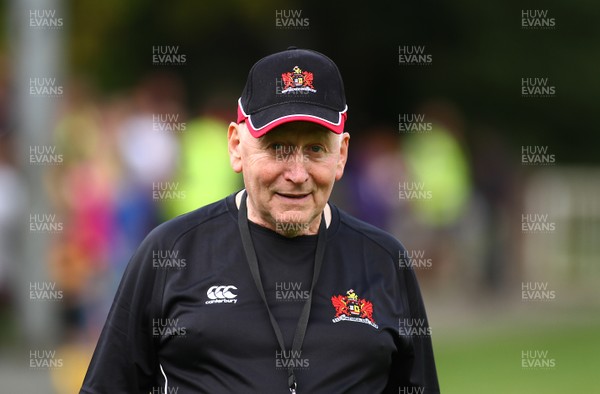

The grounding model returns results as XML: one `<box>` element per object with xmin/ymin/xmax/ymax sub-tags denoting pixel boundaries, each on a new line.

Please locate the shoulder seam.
<box><xmin>169</xmin><ymin>209</ymin><xmax>230</xmax><ymax>249</ymax></box>
<box><xmin>338</xmin><ymin>214</ymin><xmax>401</xmax><ymax>262</ymax></box>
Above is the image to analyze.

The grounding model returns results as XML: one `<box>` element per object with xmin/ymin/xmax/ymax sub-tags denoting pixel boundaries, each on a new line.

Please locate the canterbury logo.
<box><xmin>205</xmin><ymin>285</ymin><xmax>238</xmax><ymax>304</ymax></box>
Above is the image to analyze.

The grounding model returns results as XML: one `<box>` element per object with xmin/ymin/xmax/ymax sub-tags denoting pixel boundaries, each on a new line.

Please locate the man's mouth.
<box><xmin>276</xmin><ymin>192</ymin><xmax>310</xmax><ymax>200</ymax></box>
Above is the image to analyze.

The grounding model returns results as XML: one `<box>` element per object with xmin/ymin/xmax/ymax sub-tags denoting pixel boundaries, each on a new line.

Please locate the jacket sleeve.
<box><xmin>386</xmin><ymin>247</ymin><xmax>440</xmax><ymax>394</ymax></box>
<box><xmin>80</xmin><ymin>231</ymin><xmax>165</xmax><ymax>394</ymax></box>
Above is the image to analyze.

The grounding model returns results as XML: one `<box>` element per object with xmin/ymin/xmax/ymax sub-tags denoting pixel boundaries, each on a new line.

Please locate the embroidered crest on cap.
<box><xmin>281</xmin><ymin>66</ymin><xmax>316</xmax><ymax>93</ymax></box>
<box><xmin>331</xmin><ymin>289</ymin><xmax>378</xmax><ymax>329</ymax></box>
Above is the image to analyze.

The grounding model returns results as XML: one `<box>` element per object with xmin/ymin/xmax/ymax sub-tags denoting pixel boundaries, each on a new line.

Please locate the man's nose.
<box><xmin>282</xmin><ymin>155</ymin><xmax>309</xmax><ymax>184</ymax></box>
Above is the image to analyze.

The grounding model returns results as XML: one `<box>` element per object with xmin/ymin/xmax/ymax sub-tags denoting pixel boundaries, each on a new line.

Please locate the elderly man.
<box><xmin>81</xmin><ymin>47</ymin><xmax>439</xmax><ymax>394</ymax></box>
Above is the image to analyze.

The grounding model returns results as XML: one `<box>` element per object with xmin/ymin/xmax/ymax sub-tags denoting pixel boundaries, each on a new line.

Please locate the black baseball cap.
<box><xmin>237</xmin><ymin>47</ymin><xmax>348</xmax><ymax>137</ymax></box>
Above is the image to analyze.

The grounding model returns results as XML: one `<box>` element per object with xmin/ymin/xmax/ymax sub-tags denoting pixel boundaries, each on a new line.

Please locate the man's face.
<box><xmin>228</xmin><ymin>121</ymin><xmax>349</xmax><ymax>237</ymax></box>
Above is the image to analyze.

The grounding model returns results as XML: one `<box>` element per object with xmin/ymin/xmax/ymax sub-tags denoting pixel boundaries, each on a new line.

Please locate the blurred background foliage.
<box><xmin>57</xmin><ymin>0</ymin><xmax>600</xmax><ymax>163</ymax></box>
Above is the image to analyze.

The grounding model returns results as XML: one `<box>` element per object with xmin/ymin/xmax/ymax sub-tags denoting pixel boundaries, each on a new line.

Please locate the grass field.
<box><xmin>1</xmin><ymin>303</ymin><xmax>598</xmax><ymax>393</ymax></box>
<box><xmin>433</xmin><ymin>310</ymin><xmax>599</xmax><ymax>393</ymax></box>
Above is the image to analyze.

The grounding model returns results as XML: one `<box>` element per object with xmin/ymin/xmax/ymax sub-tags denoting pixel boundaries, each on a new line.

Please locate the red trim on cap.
<box><xmin>237</xmin><ymin>100</ymin><xmax>347</xmax><ymax>138</ymax></box>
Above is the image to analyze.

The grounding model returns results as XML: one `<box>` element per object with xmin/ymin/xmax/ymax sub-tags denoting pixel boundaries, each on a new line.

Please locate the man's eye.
<box><xmin>309</xmin><ymin>145</ymin><xmax>324</xmax><ymax>153</ymax></box>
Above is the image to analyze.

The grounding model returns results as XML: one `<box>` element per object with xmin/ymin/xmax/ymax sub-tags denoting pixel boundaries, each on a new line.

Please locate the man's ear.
<box><xmin>228</xmin><ymin>122</ymin><xmax>243</xmax><ymax>173</ymax></box>
<box><xmin>335</xmin><ymin>132</ymin><xmax>350</xmax><ymax>181</ymax></box>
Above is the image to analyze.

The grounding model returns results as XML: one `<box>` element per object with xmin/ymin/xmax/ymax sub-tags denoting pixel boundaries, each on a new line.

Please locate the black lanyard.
<box><xmin>237</xmin><ymin>191</ymin><xmax>327</xmax><ymax>394</ymax></box>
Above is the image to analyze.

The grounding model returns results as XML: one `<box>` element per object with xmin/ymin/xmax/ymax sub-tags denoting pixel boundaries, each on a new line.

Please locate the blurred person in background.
<box><xmin>393</xmin><ymin>100</ymin><xmax>473</xmax><ymax>288</ymax></box>
<box><xmin>469</xmin><ymin>127</ymin><xmax>517</xmax><ymax>292</ymax></box>
<box><xmin>0</xmin><ymin>132</ymin><xmax>27</xmax><ymax>316</ymax></box>
<box><xmin>111</xmin><ymin>73</ymin><xmax>181</xmax><ymax>276</ymax></box>
<box><xmin>47</xmin><ymin>78</ymin><xmax>120</xmax><ymax>394</ymax></box>
<box><xmin>50</xmin><ymin>78</ymin><xmax>116</xmax><ymax>338</ymax></box>
<box><xmin>159</xmin><ymin>104</ymin><xmax>243</xmax><ymax>219</ymax></box>
<box><xmin>0</xmin><ymin>56</ymin><xmax>26</xmax><ymax>321</ymax></box>
<box><xmin>339</xmin><ymin>128</ymin><xmax>406</xmax><ymax>231</ymax></box>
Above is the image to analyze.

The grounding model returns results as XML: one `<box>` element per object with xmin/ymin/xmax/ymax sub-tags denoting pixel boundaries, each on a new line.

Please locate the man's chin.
<box><xmin>272</xmin><ymin>207</ymin><xmax>306</xmax><ymax>222</ymax></box>
<box><xmin>274</xmin><ymin>221</ymin><xmax>311</xmax><ymax>238</ymax></box>
<box><xmin>272</xmin><ymin>210</ymin><xmax>315</xmax><ymax>236</ymax></box>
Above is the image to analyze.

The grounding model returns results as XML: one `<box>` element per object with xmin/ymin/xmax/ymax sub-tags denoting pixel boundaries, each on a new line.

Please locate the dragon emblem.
<box><xmin>331</xmin><ymin>289</ymin><xmax>377</xmax><ymax>328</ymax></box>
<box><xmin>281</xmin><ymin>66</ymin><xmax>316</xmax><ymax>93</ymax></box>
